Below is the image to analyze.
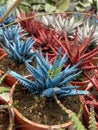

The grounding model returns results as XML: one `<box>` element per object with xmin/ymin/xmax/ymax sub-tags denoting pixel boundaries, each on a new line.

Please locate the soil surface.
<box><xmin>0</xmin><ymin>109</ymin><xmax>9</xmax><ymax>130</ymax></box>
<box><xmin>13</xmin><ymin>84</ymin><xmax>82</xmax><ymax>125</ymax></box>
<box><xmin>0</xmin><ymin>56</ymin><xmax>36</xmax><ymax>76</ymax></box>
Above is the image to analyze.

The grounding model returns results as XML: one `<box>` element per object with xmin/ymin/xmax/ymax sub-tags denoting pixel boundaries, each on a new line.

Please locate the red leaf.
<box><xmin>79</xmin><ymin>31</ymin><xmax>95</xmax><ymax>55</ymax></box>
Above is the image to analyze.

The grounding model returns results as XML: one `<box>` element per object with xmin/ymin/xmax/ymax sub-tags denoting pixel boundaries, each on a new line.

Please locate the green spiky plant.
<box><xmin>54</xmin><ymin>94</ymin><xmax>97</xmax><ymax>130</ymax></box>
<box><xmin>0</xmin><ymin>73</ymin><xmax>9</xmax><ymax>94</ymax></box>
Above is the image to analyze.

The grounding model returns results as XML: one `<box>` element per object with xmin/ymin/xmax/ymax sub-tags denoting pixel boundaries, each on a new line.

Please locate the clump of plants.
<box><xmin>53</xmin><ymin>30</ymin><xmax>98</xmax><ymax>71</ymax></box>
<box><xmin>37</xmin><ymin>14</ymin><xmax>83</xmax><ymax>39</ymax></box>
<box><xmin>0</xmin><ymin>24</ymin><xmax>35</xmax><ymax>63</ymax></box>
<box><xmin>0</xmin><ymin>23</ymin><xmax>36</xmax><ymax>76</ymax></box>
<box><xmin>9</xmin><ymin>48</ymin><xmax>88</xmax><ymax>97</ymax></box>
<box><xmin>8</xmin><ymin>48</ymin><xmax>89</xmax><ymax>125</ymax></box>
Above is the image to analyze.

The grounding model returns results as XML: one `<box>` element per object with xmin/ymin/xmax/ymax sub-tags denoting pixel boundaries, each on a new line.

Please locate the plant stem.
<box><xmin>1</xmin><ymin>11</ymin><xmax>98</xmax><ymax>29</ymax></box>
<box><xmin>0</xmin><ymin>0</ymin><xmax>20</xmax><ymax>24</ymax></box>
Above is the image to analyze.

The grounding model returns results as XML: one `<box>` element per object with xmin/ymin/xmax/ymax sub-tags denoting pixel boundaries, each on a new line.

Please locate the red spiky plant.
<box><xmin>18</xmin><ymin>12</ymin><xmax>44</xmax><ymax>38</ymax></box>
<box><xmin>18</xmin><ymin>12</ymin><xmax>64</xmax><ymax>62</ymax></box>
<box><xmin>34</xmin><ymin>28</ymin><xmax>63</xmax><ymax>62</ymax></box>
<box><xmin>53</xmin><ymin>30</ymin><xmax>98</xmax><ymax>71</ymax></box>
<box><xmin>83</xmin><ymin>72</ymin><xmax>98</xmax><ymax>123</ymax></box>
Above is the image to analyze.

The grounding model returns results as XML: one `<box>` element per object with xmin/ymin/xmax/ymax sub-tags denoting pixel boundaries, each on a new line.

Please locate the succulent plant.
<box><xmin>0</xmin><ymin>4</ymin><xmax>15</xmax><ymax>26</ymax></box>
<box><xmin>34</xmin><ymin>27</ymin><xmax>62</xmax><ymax>62</ymax></box>
<box><xmin>8</xmin><ymin>48</ymin><xmax>88</xmax><ymax>98</ymax></box>
<box><xmin>37</xmin><ymin>15</ymin><xmax>83</xmax><ymax>38</ymax></box>
<box><xmin>85</xmin><ymin>71</ymin><xmax>98</xmax><ymax>90</ymax></box>
<box><xmin>0</xmin><ymin>36</ymin><xmax>35</xmax><ymax>63</ymax></box>
<box><xmin>53</xmin><ymin>30</ymin><xmax>98</xmax><ymax>71</ymax></box>
<box><xmin>82</xmin><ymin>72</ymin><xmax>98</xmax><ymax>128</ymax></box>
<box><xmin>18</xmin><ymin>12</ymin><xmax>44</xmax><ymax>37</ymax></box>
<box><xmin>0</xmin><ymin>25</ymin><xmax>27</xmax><ymax>43</ymax></box>
<box><xmin>78</xmin><ymin>18</ymin><xmax>98</xmax><ymax>51</ymax></box>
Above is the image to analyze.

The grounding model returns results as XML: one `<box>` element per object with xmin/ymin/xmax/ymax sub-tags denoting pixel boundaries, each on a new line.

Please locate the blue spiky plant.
<box><xmin>0</xmin><ymin>25</ymin><xmax>27</xmax><ymax>42</ymax></box>
<box><xmin>0</xmin><ymin>37</ymin><xmax>35</xmax><ymax>63</ymax></box>
<box><xmin>0</xmin><ymin>4</ymin><xmax>15</xmax><ymax>26</ymax></box>
<box><xmin>8</xmin><ymin>48</ymin><xmax>88</xmax><ymax>98</ymax></box>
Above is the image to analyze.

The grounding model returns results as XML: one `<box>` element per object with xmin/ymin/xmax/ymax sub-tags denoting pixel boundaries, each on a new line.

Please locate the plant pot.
<box><xmin>9</xmin><ymin>80</ymin><xmax>83</xmax><ymax>130</ymax></box>
<box><xmin>0</xmin><ymin>96</ymin><xmax>15</xmax><ymax>130</ymax></box>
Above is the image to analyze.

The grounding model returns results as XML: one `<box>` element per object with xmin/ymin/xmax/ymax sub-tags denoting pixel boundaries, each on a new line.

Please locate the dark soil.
<box><xmin>0</xmin><ymin>56</ymin><xmax>36</xmax><ymax>76</ymax></box>
<box><xmin>0</xmin><ymin>109</ymin><xmax>9</xmax><ymax>130</ymax></box>
<box><xmin>13</xmin><ymin>84</ymin><xmax>82</xmax><ymax>125</ymax></box>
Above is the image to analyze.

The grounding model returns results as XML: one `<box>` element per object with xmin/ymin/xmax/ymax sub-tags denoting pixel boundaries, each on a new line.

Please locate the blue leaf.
<box><xmin>59</xmin><ymin>71</ymin><xmax>82</xmax><ymax>86</ymax></box>
<box><xmin>25</xmin><ymin>62</ymin><xmax>44</xmax><ymax>85</ymax></box>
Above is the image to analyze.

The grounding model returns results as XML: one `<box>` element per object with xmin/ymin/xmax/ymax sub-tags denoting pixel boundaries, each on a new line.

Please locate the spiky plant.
<box><xmin>34</xmin><ymin>27</ymin><xmax>62</xmax><ymax>62</ymax></box>
<box><xmin>0</xmin><ymin>36</ymin><xmax>35</xmax><ymax>63</ymax></box>
<box><xmin>8</xmin><ymin>48</ymin><xmax>88</xmax><ymax>98</ymax></box>
<box><xmin>53</xmin><ymin>30</ymin><xmax>98</xmax><ymax>71</ymax></box>
<box><xmin>18</xmin><ymin>12</ymin><xmax>44</xmax><ymax>37</ymax></box>
<box><xmin>78</xmin><ymin>19</ymin><xmax>98</xmax><ymax>51</ymax></box>
<box><xmin>37</xmin><ymin>15</ymin><xmax>83</xmax><ymax>38</ymax></box>
<box><xmin>84</xmin><ymin>71</ymin><xmax>98</xmax><ymax>90</ymax></box>
<box><xmin>0</xmin><ymin>4</ymin><xmax>15</xmax><ymax>26</ymax></box>
<box><xmin>83</xmin><ymin>72</ymin><xmax>98</xmax><ymax>127</ymax></box>
<box><xmin>0</xmin><ymin>24</ymin><xmax>27</xmax><ymax>43</ymax></box>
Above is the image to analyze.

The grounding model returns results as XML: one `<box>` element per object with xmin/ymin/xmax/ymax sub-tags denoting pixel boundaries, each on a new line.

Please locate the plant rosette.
<box><xmin>9</xmin><ymin>78</ymin><xmax>84</xmax><ymax>130</ymax></box>
<box><xmin>0</xmin><ymin>97</ymin><xmax>15</xmax><ymax>130</ymax></box>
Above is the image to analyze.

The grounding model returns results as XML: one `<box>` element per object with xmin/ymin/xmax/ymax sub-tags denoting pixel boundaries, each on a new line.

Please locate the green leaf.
<box><xmin>57</xmin><ymin>0</ymin><xmax>70</xmax><ymax>11</ymax></box>
<box><xmin>0</xmin><ymin>87</ymin><xmax>9</xmax><ymax>94</ymax></box>
<box><xmin>45</xmin><ymin>3</ymin><xmax>56</xmax><ymax>13</ymax></box>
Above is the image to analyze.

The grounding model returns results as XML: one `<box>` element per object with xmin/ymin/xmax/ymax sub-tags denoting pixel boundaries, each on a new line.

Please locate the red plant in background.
<box><xmin>83</xmin><ymin>72</ymin><xmax>98</xmax><ymax>122</ymax></box>
<box><xmin>53</xmin><ymin>30</ymin><xmax>98</xmax><ymax>71</ymax></box>
<box><xmin>34</xmin><ymin>28</ymin><xmax>63</xmax><ymax>62</ymax></box>
<box><xmin>85</xmin><ymin>71</ymin><xmax>98</xmax><ymax>90</ymax></box>
<box><xmin>18</xmin><ymin>12</ymin><xmax>44</xmax><ymax>37</ymax></box>
<box><xmin>18</xmin><ymin>12</ymin><xmax>98</xmax><ymax>70</ymax></box>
